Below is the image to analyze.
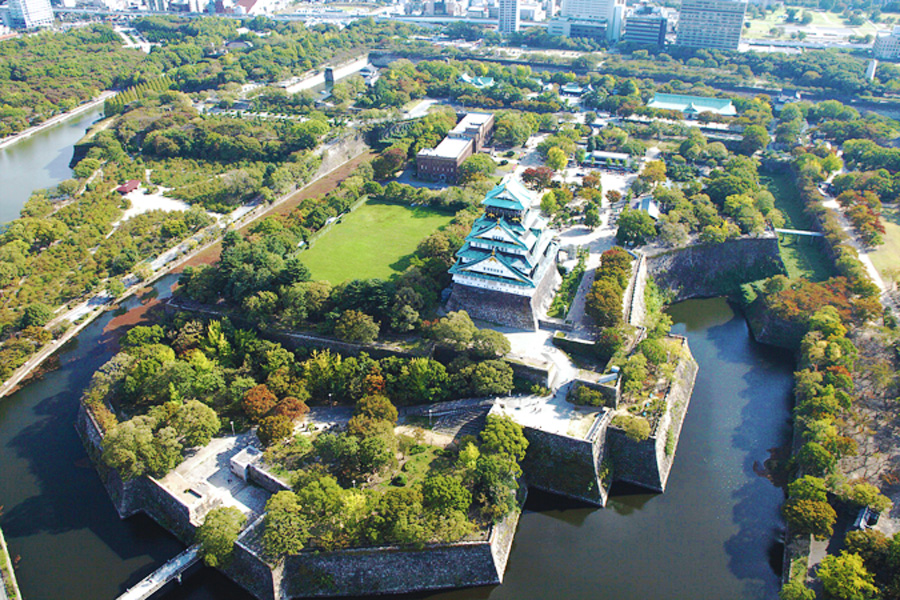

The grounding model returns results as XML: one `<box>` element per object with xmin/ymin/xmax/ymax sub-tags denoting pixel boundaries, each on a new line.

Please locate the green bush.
<box><xmin>569</xmin><ymin>385</ymin><xmax>607</xmax><ymax>407</ymax></box>
<box><xmin>612</xmin><ymin>414</ymin><xmax>651</xmax><ymax>441</ymax></box>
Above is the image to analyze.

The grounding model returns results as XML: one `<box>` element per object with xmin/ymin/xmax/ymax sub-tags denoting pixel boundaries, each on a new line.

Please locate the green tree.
<box><xmin>782</xmin><ymin>498</ymin><xmax>837</xmax><ymax>539</ymax></box>
<box><xmin>788</xmin><ymin>475</ymin><xmax>828</xmax><ymax>502</ymax></box>
<box><xmin>546</xmin><ymin>146</ymin><xmax>568</xmax><ymax>171</ymax></box>
<box><xmin>818</xmin><ymin>552</ymin><xmax>879</xmax><ymax>600</ymax></box>
<box><xmin>334</xmin><ymin>309</ymin><xmax>379</xmax><ymax>344</ymax></box>
<box><xmin>470</xmin><ymin>329</ymin><xmax>511</xmax><ymax>359</ymax></box>
<box><xmin>780</xmin><ymin>581</ymin><xmax>816</xmax><ymax>600</ymax></box>
<box><xmin>616</xmin><ymin>208</ymin><xmax>656</xmax><ymax>246</ymax></box>
<box><xmin>258</xmin><ymin>414</ymin><xmax>293</xmax><ymax>446</ymax></box>
<box><xmin>196</xmin><ymin>507</ymin><xmax>246</xmax><ymax>568</ymax></box>
<box><xmin>422</xmin><ymin>474</ymin><xmax>472</xmax><ymax>514</ymax></box>
<box><xmin>263</xmin><ymin>491</ymin><xmax>311</xmax><ymax>557</ymax></box>
<box><xmin>740</xmin><ymin>125</ymin><xmax>770</xmax><ymax>155</ymax></box>
<box><xmin>585</xmin><ymin>279</ymin><xmax>624</xmax><ymax>328</ymax></box>
<box><xmin>172</xmin><ymin>400</ymin><xmax>221</xmax><ymax>447</ymax></box>
<box><xmin>21</xmin><ymin>302</ymin><xmax>54</xmax><ymax>327</ymax></box>
<box><xmin>480</xmin><ymin>415</ymin><xmax>528</xmax><ymax>464</ymax></box>
<box><xmin>612</xmin><ymin>414</ymin><xmax>651</xmax><ymax>441</ymax></box>
<box><xmin>430</xmin><ymin>311</ymin><xmax>477</xmax><ymax>351</ymax></box>
<box><xmin>458</xmin><ymin>154</ymin><xmax>497</xmax><ymax>184</ymax></box>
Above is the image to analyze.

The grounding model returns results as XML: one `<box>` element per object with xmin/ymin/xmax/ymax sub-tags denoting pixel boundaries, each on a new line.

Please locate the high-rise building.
<box><xmin>676</xmin><ymin>0</ymin><xmax>746</xmax><ymax>51</ymax></box>
<box><xmin>547</xmin><ymin>0</ymin><xmax>624</xmax><ymax>41</ymax></box>
<box><xmin>7</xmin><ymin>0</ymin><xmax>52</xmax><ymax>29</ymax></box>
<box><xmin>498</xmin><ymin>0</ymin><xmax>521</xmax><ymax>33</ymax></box>
<box><xmin>623</xmin><ymin>4</ymin><xmax>669</xmax><ymax>46</ymax></box>
<box><xmin>874</xmin><ymin>26</ymin><xmax>900</xmax><ymax>59</ymax></box>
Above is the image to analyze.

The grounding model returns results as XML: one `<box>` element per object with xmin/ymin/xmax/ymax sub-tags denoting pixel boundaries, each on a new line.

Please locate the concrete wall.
<box><xmin>645</xmin><ymin>235</ymin><xmax>785</xmax><ymax>302</ymax></box>
<box><xmin>607</xmin><ymin>338</ymin><xmax>699</xmax><ymax>492</ymax></box>
<box><xmin>279</xmin><ymin>509</ymin><xmax>521</xmax><ymax>598</ymax></box>
<box><xmin>248</xmin><ymin>463</ymin><xmax>291</xmax><ymax>494</ymax></box>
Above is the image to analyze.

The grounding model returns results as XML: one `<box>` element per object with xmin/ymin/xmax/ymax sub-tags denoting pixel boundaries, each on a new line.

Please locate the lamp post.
<box><xmin>230</xmin><ymin>420</ymin><xmax>235</xmax><ymax>436</ymax></box>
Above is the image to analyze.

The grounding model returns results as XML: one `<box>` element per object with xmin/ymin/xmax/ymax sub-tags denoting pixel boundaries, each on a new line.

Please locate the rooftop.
<box><xmin>418</xmin><ymin>137</ymin><xmax>473</xmax><ymax>160</ymax></box>
<box><xmin>452</xmin><ymin>112</ymin><xmax>493</xmax><ymax>134</ymax></box>
<box><xmin>646</xmin><ymin>93</ymin><xmax>737</xmax><ymax>117</ymax></box>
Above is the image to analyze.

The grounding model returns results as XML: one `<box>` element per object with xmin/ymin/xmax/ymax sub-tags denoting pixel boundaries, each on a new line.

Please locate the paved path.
<box><xmin>0</xmin><ymin>91</ymin><xmax>116</xmax><ymax>150</ymax></box>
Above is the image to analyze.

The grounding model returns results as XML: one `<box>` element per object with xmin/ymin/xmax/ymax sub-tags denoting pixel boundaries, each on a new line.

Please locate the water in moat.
<box><xmin>0</xmin><ymin>291</ymin><xmax>794</xmax><ymax>600</ymax></box>
<box><xmin>0</xmin><ymin>105</ymin><xmax>104</xmax><ymax>225</ymax></box>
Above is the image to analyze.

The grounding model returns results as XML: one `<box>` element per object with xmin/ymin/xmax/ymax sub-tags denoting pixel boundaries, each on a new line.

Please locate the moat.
<box><xmin>0</xmin><ymin>281</ymin><xmax>793</xmax><ymax>599</ymax></box>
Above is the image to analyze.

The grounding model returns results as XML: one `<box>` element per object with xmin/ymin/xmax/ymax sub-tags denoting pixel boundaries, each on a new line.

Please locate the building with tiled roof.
<box><xmin>447</xmin><ymin>177</ymin><xmax>560</xmax><ymax>329</ymax></box>
<box><xmin>646</xmin><ymin>93</ymin><xmax>737</xmax><ymax>117</ymax></box>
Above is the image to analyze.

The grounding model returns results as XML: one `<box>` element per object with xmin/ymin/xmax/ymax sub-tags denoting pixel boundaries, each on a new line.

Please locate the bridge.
<box><xmin>116</xmin><ymin>546</ymin><xmax>200</xmax><ymax>600</ymax></box>
<box><xmin>774</xmin><ymin>228</ymin><xmax>824</xmax><ymax>238</ymax></box>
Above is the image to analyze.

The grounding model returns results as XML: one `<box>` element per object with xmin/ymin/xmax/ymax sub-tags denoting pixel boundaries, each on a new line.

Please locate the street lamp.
<box><xmin>230</xmin><ymin>420</ymin><xmax>235</xmax><ymax>436</ymax></box>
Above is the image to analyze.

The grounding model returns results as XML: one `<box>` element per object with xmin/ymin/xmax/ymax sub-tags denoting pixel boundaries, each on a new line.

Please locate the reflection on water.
<box><xmin>0</xmin><ymin>106</ymin><xmax>103</xmax><ymax>224</ymax></box>
<box><xmin>0</xmin><ymin>294</ymin><xmax>792</xmax><ymax>600</ymax></box>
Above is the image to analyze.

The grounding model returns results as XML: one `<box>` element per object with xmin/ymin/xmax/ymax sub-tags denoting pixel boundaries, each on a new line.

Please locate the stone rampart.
<box><xmin>279</xmin><ymin>509</ymin><xmax>521</xmax><ymax>598</ymax></box>
<box><xmin>448</xmin><ymin>260</ymin><xmax>562</xmax><ymax>331</ymax></box>
<box><xmin>645</xmin><ymin>235</ymin><xmax>785</xmax><ymax>302</ymax></box>
<box><xmin>520</xmin><ymin>411</ymin><xmax>611</xmax><ymax>506</ymax></box>
<box><xmin>607</xmin><ymin>338</ymin><xmax>698</xmax><ymax>491</ymax></box>
<box><xmin>505</xmin><ymin>356</ymin><xmax>554</xmax><ymax>388</ymax></box>
<box><xmin>248</xmin><ymin>463</ymin><xmax>291</xmax><ymax>494</ymax></box>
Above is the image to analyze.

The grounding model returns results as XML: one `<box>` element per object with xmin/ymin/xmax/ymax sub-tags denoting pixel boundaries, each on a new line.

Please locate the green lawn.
<box><xmin>744</xmin><ymin>7</ymin><xmax>880</xmax><ymax>38</ymax></box>
<box><xmin>763</xmin><ymin>172</ymin><xmax>835</xmax><ymax>282</ymax></box>
<box><xmin>869</xmin><ymin>206</ymin><xmax>900</xmax><ymax>280</ymax></box>
<box><xmin>301</xmin><ymin>200</ymin><xmax>455</xmax><ymax>284</ymax></box>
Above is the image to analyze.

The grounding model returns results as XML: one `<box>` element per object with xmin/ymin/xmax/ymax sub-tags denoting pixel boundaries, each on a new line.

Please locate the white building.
<box><xmin>547</xmin><ymin>0</ymin><xmax>624</xmax><ymax>41</ymax></box>
<box><xmin>874</xmin><ymin>27</ymin><xmax>900</xmax><ymax>60</ymax></box>
<box><xmin>676</xmin><ymin>0</ymin><xmax>747</xmax><ymax>51</ymax></box>
<box><xmin>7</xmin><ymin>0</ymin><xmax>52</xmax><ymax>29</ymax></box>
<box><xmin>498</xmin><ymin>0</ymin><xmax>520</xmax><ymax>33</ymax></box>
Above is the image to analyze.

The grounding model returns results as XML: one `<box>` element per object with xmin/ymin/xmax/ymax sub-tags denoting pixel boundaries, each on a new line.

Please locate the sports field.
<box><xmin>301</xmin><ymin>200</ymin><xmax>455</xmax><ymax>284</ymax></box>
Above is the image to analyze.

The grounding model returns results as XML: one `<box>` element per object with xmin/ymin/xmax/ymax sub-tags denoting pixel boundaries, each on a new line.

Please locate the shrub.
<box><xmin>612</xmin><ymin>414</ymin><xmax>651</xmax><ymax>441</ymax></box>
<box><xmin>570</xmin><ymin>385</ymin><xmax>606</xmax><ymax>407</ymax></box>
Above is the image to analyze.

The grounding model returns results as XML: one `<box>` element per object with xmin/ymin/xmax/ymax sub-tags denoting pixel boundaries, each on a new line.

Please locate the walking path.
<box><xmin>116</xmin><ymin>546</ymin><xmax>199</xmax><ymax>600</ymax></box>
<box><xmin>0</xmin><ymin>91</ymin><xmax>116</xmax><ymax>150</ymax></box>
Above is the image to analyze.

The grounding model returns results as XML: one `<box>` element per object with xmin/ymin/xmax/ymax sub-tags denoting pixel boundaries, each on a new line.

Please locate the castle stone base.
<box><xmin>448</xmin><ymin>264</ymin><xmax>561</xmax><ymax>330</ymax></box>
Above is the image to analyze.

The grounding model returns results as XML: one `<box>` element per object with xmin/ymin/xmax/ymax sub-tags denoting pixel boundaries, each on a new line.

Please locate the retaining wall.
<box><xmin>607</xmin><ymin>338</ymin><xmax>699</xmax><ymax>491</ymax></box>
<box><xmin>279</xmin><ymin>509</ymin><xmax>521</xmax><ymax>598</ymax></box>
<box><xmin>645</xmin><ymin>235</ymin><xmax>785</xmax><ymax>302</ymax></box>
<box><xmin>520</xmin><ymin>413</ymin><xmax>611</xmax><ymax>506</ymax></box>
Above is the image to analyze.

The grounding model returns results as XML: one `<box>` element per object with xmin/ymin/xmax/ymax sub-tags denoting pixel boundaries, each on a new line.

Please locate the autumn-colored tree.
<box><xmin>258</xmin><ymin>414</ymin><xmax>294</xmax><ymax>446</ymax></box>
<box><xmin>521</xmin><ymin>166</ymin><xmax>554</xmax><ymax>190</ymax></box>
<box><xmin>273</xmin><ymin>396</ymin><xmax>310</xmax><ymax>421</ymax></box>
<box><xmin>243</xmin><ymin>384</ymin><xmax>277</xmax><ymax>422</ymax></box>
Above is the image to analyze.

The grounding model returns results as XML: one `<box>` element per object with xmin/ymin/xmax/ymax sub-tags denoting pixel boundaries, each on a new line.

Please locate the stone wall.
<box><xmin>505</xmin><ymin>357</ymin><xmax>554</xmax><ymax>388</ymax></box>
<box><xmin>248</xmin><ymin>463</ymin><xmax>291</xmax><ymax>494</ymax></box>
<box><xmin>607</xmin><ymin>338</ymin><xmax>699</xmax><ymax>491</ymax></box>
<box><xmin>448</xmin><ymin>260</ymin><xmax>562</xmax><ymax>331</ymax></box>
<box><xmin>279</xmin><ymin>509</ymin><xmax>521</xmax><ymax>598</ymax></box>
<box><xmin>626</xmin><ymin>253</ymin><xmax>648</xmax><ymax>326</ymax></box>
<box><xmin>520</xmin><ymin>412</ymin><xmax>611</xmax><ymax>506</ymax></box>
<box><xmin>645</xmin><ymin>235</ymin><xmax>785</xmax><ymax>302</ymax></box>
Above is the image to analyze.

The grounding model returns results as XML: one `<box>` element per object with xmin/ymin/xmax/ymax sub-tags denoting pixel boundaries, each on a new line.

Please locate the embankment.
<box><xmin>645</xmin><ymin>234</ymin><xmax>786</xmax><ymax>302</ymax></box>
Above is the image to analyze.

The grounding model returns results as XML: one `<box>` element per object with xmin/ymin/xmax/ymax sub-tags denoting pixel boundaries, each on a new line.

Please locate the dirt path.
<box><xmin>176</xmin><ymin>150</ymin><xmax>375</xmax><ymax>272</ymax></box>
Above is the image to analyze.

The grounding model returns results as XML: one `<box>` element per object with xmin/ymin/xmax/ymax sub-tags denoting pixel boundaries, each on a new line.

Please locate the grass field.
<box><xmin>744</xmin><ymin>7</ymin><xmax>880</xmax><ymax>38</ymax></box>
<box><xmin>763</xmin><ymin>172</ymin><xmax>835</xmax><ymax>282</ymax></box>
<box><xmin>301</xmin><ymin>200</ymin><xmax>455</xmax><ymax>284</ymax></box>
<box><xmin>869</xmin><ymin>206</ymin><xmax>900</xmax><ymax>281</ymax></box>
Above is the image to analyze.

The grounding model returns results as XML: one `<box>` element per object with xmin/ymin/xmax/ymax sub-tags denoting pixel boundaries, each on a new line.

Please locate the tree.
<box><xmin>585</xmin><ymin>279</ymin><xmax>624</xmax><ymax>328</ymax></box>
<box><xmin>838</xmin><ymin>482</ymin><xmax>893</xmax><ymax>513</ymax></box>
<box><xmin>372</xmin><ymin>147</ymin><xmax>406</xmax><ymax>180</ymax></box>
<box><xmin>585</xmin><ymin>205</ymin><xmax>601</xmax><ymax>228</ymax></box>
<box><xmin>740</xmin><ymin>125</ymin><xmax>770</xmax><ymax>155</ymax></box>
<box><xmin>462</xmin><ymin>360</ymin><xmax>514</xmax><ymax>396</ymax></box>
<box><xmin>546</xmin><ymin>146</ymin><xmax>568</xmax><ymax>171</ymax></box>
<box><xmin>263</xmin><ymin>491</ymin><xmax>310</xmax><ymax>557</ymax></box>
<box><xmin>480</xmin><ymin>415</ymin><xmax>528</xmax><ymax>463</ymax></box>
<box><xmin>242</xmin><ymin>384</ymin><xmax>277</xmax><ymax>422</ymax></box>
<box><xmin>430</xmin><ymin>311</ymin><xmax>477</xmax><ymax>351</ymax></box>
<box><xmin>258</xmin><ymin>414</ymin><xmax>294</xmax><ymax>446</ymax></box>
<box><xmin>788</xmin><ymin>475</ymin><xmax>828</xmax><ymax>502</ymax></box>
<box><xmin>782</xmin><ymin>498</ymin><xmax>837</xmax><ymax>539</ymax></box>
<box><xmin>457</xmin><ymin>154</ymin><xmax>497</xmax><ymax>184</ymax></box>
<box><xmin>354</xmin><ymin>394</ymin><xmax>399</xmax><ymax>424</ymax></box>
<box><xmin>334</xmin><ymin>309</ymin><xmax>379</xmax><ymax>344</ymax></box>
<box><xmin>470</xmin><ymin>329</ymin><xmax>511</xmax><ymax>359</ymax></box>
<box><xmin>493</xmin><ymin>112</ymin><xmax>532</xmax><ymax>147</ymax></box>
<box><xmin>639</xmin><ymin>160</ymin><xmax>667</xmax><ymax>186</ymax></box>
<box><xmin>196</xmin><ymin>507</ymin><xmax>246</xmax><ymax>568</ymax></box>
<box><xmin>273</xmin><ymin>396</ymin><xmax>310</xmax><ymax>420</ymax></box>
<box><xmin>780</xmin><ymin>581</ymin><xmax>816</xmax><ymax>600</ymax></box>
<box><xmin>422</xmin><ymin>474</ymin><xmax>472</xmax><ymax>514</ymax></box>
<box><xmin>172</xmin><ymin>400</ymin><xmax>221</xmax><ymax>447</ymax></box>
<box><xmin>616</xmin><ymin>208</ymin><xmax>656</xmax><ymax>246</ymax></box>
<box><xmin>818</xmin><ymin>552</ymin><xmax>879</xmax><ymax>600</ymax></box>
<box><xmin>21</xmin><ymin>302</ymin><xmax>54</xmax><ymax>327</ymax></box>
<box><xmin>521</xmin><ymin>167</ymin><xmax>554</xmax><ymax>190</ymax></box>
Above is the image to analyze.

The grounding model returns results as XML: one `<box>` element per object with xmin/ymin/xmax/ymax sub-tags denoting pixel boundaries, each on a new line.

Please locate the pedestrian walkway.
<box><xmin>116</xmin><ymin>546</ymin><xmax>199</xmax><ymax>600</ymax></box>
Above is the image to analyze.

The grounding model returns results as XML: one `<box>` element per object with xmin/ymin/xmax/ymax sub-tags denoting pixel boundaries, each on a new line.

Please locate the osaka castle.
<box><xmin>448</xmin><ymin>176</ymin><xmax>560</xmax><ymax>330</ymax></box>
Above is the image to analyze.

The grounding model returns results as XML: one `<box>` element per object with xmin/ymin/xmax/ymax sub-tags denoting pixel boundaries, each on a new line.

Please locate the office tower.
<box><xmin>498</xmin><ymin>0</ymin><xmax>520</xmax><ymax>33</ymax></box>
<box><xmin>7</xmin><ymin>0</ymin><xmax>52</xmax><ymax>29</ymax></box>
<box><xmin>676</xmin><ymin>0</ymin><xmax>747</xmax><ymax>51</ymax></box>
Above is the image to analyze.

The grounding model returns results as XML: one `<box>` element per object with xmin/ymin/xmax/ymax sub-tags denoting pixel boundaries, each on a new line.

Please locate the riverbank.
<box><xmin>0</xmin><ymin>91</ymin><xmax>116</xmax><ymax>151</ymax></box>
<box><xmin>0</xmin><ymin>528</ymin><xmax>22</xmax><ymax>600</ymax></box>
<box><xmin>0</xmin><ymin>137</ymin><xmax>372</xmax><ymax>400</ymax></box>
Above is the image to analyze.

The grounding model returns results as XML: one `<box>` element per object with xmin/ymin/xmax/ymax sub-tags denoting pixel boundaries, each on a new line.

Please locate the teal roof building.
<box><xmin>646</xmin><ymin>93</ymin><xmax>737</xmax><ymax>117</ymax></box>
